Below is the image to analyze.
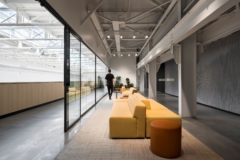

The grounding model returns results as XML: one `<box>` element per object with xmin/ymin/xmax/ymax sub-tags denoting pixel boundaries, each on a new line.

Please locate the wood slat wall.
<box><xmin>0</xmin><ymin>82</ymin><xmax>64</xmax><ymax>116</ymax></box>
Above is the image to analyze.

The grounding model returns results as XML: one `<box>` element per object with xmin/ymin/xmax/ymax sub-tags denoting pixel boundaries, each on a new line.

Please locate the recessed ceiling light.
<box><xmin>128</xmin><ymin>54</ymin><xmax>130</xmax><ymax>56</ymax></box>
<box><xmin>121</xmin><ymin>54</ymin><xmax>123</xmax><ymax>56</ymax></box>
<box><xmin>133</xmin><ymin>35</ymin><xmax>136</xmax><ymax>39</ymax></box>
<box><xmin>120</xmin><ymin>36</ymin><xmax>123</xmax><ymax>39</ymax></box>
<box><xmin>113</xmin><ymin>54</ymin><xmax>115</xmax><ymax>56</ymax></box>
<box><xmin>107</xmin><ymin>35</ymin><xmax>110</xmax><ymax>39</ymax></box>
<box><xmin>145</xmin><ymin>35</ymin><xmax>148</xmax><ymax>39</ymax></box>
<box><xmin>135</xmin><ymin>53</ymin><xmax>138</xmax><ymax>56</ymax></box>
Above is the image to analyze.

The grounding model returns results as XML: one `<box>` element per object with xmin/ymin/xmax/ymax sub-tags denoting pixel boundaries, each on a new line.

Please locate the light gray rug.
<box><xmin>56</xmin><ymin>97</ymin><xmax>222</xmax><ymax>160</ymax></box>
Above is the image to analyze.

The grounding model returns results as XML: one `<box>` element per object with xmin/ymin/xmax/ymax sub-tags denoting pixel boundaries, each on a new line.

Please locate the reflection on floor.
<box><xmin>0</xmin><ymin>89</ymin><xmax>107</xmax><ymax>160</ymax></box>
<box><xmin>142</xmin><ymin>91</ymin><xmax>240</xmax><ymax>160</ymax></box>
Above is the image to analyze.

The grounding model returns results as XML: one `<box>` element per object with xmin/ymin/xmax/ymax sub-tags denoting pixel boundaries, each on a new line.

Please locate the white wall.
<box><xmin>109</xmin><ymin>55</ymin><xmax>136</xmax><ymax>87</ymax></box>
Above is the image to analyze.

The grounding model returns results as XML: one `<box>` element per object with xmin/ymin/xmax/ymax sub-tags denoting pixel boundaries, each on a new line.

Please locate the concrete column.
<box><xmin>148</xmin><ymin>59</ymin><xmax>156</xmax><ymax>98</ymax></box>
<box><xmin>179</xmin><ymin>33</ymin><xmax>197</xmax><ymax>117</ymax></box>
<box><xmin>140</xmin><ymin>68</ymin><xmax>145</xmax><ymax>92</ymax></box>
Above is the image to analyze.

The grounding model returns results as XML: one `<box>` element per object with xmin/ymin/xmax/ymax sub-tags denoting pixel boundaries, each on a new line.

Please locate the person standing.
<box><xmin>105</xmin><ymin>69</ymin><xmax>115</xmax><ymax>100</ymax></box>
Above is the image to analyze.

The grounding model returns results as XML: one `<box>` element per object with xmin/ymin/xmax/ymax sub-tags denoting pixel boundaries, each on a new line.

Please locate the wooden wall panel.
<box><xmin>0</xmin><ymin>82</ymin><xmax>64</xmax><ymax>116</ymax></box>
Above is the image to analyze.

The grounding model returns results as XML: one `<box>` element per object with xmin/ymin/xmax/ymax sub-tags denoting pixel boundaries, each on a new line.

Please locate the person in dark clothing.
<box><xmin>105</xmin><ymin>69</ymin><xmax>115</xmax><ymax>100</ymax></box>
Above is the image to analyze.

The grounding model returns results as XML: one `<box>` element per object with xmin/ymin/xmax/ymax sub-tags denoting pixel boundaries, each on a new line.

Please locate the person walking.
<box><xmin>105</xmin><ymin>69</ymin><xmax>115</xmax><ymax>100</ymax></box>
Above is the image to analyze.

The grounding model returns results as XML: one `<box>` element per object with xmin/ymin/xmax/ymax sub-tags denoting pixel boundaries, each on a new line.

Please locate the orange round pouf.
<box><xmin>150</xmin><ymin>120</ymin><xmax>181</xmax><ymax>158</ymax></box>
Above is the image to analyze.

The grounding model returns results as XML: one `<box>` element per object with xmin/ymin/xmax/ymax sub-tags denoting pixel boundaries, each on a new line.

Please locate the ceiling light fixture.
<box><xmin>121</xmin><ymin>54</ymin><xmax>123</xmax><ymax>56</ymax></box>
<box><xmin>128</xmin><ymin>54</ymin><xmax>130</xmax><ymax>56</ymax></box>
<box><xmin>145</xmin><ymin>35</ymin><xmax>148</xmax><ymax>39</ymax></box>
<box><xmin>135</xmin><ymin>53</ymin><xmax>138</xmax><ymax>56</ymax></box>
<box><xmin>107</xmin><ymin>35</ymin><xmax>110</xmax><ymax>39</ymax></box>
<box><xmin>120</xmin><ymin>36</ymin><xmax>123</xmax><ymax>39</ymax></box>
<box><xmin>133</xmin><ymin>35</ymin><xmax>136</xmax><ymax>39</ymax></box>
<box><xmin>113</xmin><ymin>54</ymin><xmax>115</xmax><ymax>56</ymax></box>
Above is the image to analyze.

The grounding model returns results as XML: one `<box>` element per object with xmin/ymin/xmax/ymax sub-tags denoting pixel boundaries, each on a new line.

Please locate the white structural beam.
<box><xmin>140</xmin><ymin>67</ymin><xmax>145</xmax><ymax>92</ymax></box>
<box><xmin>112</xmin><ymin>51</ymin><xmax>138</xmax><ymax>54</ymax></box>
<box><xmin>5</xmin><ymin>0</ymin><xmax>36</xmax><ymax>3</ymax></box>
<box><xmin>101</xmin><ymin>23</ymin><xmax>156</xmax><ymax>27</ymax></box>
<box><xmin>121</xmin><ymin>38</ymin><xmax>146</xmax><ymax>41</ymax></box>
<box><xmin>138</xmin><ymin>0</ymin><xmax>178</xmax><ymax>55</ymax></box>
<box><xmin>27</xmin><ymin>12</ymin><xmax>47</xmax><ymax>23</ymax></box>
<box><xmin>0</xmin><ymin>38</ymin><xmax>68</xmax><ymax>41</ymax></box>
<box><xmin>144</xmin><ymin>0</ymin><xmax>165</xmax><ymax>11</ymax></box>
<box><xmin>97</xmin><ymin>14</ymin><xmax>112</xmax><ymax>23</ymax></box>
<box><xmin>126</xmin><ymin>0</ymin><xmax>171</xmax><ymax>23</ymax></box>
<box><xmin>158</xmin><ymin>50</ymin><xmax>173</xmax><ymax>64</ymax></box>
<box><xmin>148</xmin><ymin>58</ymin><xmax>156</xmax><ymax>98</ymax></box>
<box><xmin>91</xmin><ymin>11</ymin><xmax>112</xmax><ymax>56</ymax></box>
<box><xmin>0</xmin><ymin>23</ymin><xmax>62</xmax><ymax>26</ymax></box>
<box><xmin>137</xmin><ymin>0</ymin><xmax>238</xmax><ymax>69</ymax></box>
<box><xmin>81</xmin><ymin>0</ymin><xmax>104</xmax><ymax>26</ymax></box>
<box><xmin>124</xmin><ymin>26</ymin><xmax>146</xmax><ymax>36</ymax></box>
<box><xmin>201</xmin><ymin>11</ymin><xmax>240</xmax><ymax>45</ymax></box>
<box><xmin>179</xmin><ymin>33</ymin><xmax>197</xmax><ymax>117</ymax></box>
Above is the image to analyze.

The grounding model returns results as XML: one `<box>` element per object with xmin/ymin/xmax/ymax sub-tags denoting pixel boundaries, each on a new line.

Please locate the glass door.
<box><xmin>64</xmin><ymin>27</ymin><xmax>81</xmax><ymax>131</ymax></box>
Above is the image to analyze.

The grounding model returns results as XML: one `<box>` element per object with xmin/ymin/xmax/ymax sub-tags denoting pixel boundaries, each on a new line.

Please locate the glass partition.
<box><xmin>80</xmin><ymin>43</ymin><xmax>96</xmax><ymax>114</ymax></box>
<box><xmin>67</xmin><ymin>33</ymin><xmax>81</xmax><ymax>126</ymax></box>
<box><xmin>96</xmin><ymin>57</ymin><xmax>107</xmax><ymax>101</ymax></box>
<box><xmin>64</xmin><ymin>28</ymin><xmax>108</xmax><ymax>131</ymax></box>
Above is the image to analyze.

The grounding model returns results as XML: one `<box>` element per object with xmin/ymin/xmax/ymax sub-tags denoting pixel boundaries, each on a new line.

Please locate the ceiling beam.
<box><xmin>0</xmin><ymin>23</ymin><xmax>63</xmax><ymax>26</ymax></box>
<box><xmin>102</xmin><ymin>23</ymin><xmax>156</xmax><ymax>27</ymax></box>
<box><xmin>137</xmin><ymin>0</ymin><xmax>236</xmax><ymax>69</ymax></box>
<box><xmin>126</xmin><ymin>0</ymin><xmax>171</xmax><ymax>23</ymax></box>
<box><xmin>97</xmin><ymin>14</ymin><xmax>112</xmax><ymax>23</ymax></box>
<box><xmin>27</xmin><ymin>12</ymin><xmax>47</xmax><ymax>23</ymax></box>
<box><xmin>124</xmin><ymin>26</ymin><xmax>146</xmax><ymax>36</ymax></box>
<box><xmin>144</xmin><ymin>0</ymin><xmax>165</xmax><ymax>11</ymax></box>
<box><xmin>0</xmin><ymin>38</ymin><xmax>69</xmax><ymax>41</ymax></box>
<box><xmin>121</xmin><ymin>38</ymin><xmax>146</xmax><ymax>40</ymax></box>
<box><xmin>138</xmin><ymin>0</ymin><xmax>177</xmax><ymax>55</ymax></box>
<box><xmin>5</xmin><ymin>0</ymin><xmax>36</xmax><ymax>3</ymax></box>
<box><xmin>81</xmin><ymin>0</ymin><xmax>104</xmax><ymax>26</ymax></box>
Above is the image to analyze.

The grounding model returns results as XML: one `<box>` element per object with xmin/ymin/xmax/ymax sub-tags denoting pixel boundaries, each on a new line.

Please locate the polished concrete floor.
<box><xmin>0</xmin><ymin>89</ymin><xmax>107</xmax><ymax>160</ymax></box>
<box><xmin>143</xmin><ymin>91</ymin><xmax>240</xmax><ymax>160</ymax></box>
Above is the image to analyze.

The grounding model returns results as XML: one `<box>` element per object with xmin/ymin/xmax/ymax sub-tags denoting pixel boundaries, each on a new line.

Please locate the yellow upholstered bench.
<box><xmin>122</xmin><ymin>87</ymin><xmax>137</xmax><ymax>97</ymax></box>
<box><xmin>134</xmin><ymin>93</ymin><xmax>182</xmax><ymax>137</ymax></box>
<box><xmin>109</xmin><ymin>95</ymin><xmax>146</xmax><ymax>138</ymax></box>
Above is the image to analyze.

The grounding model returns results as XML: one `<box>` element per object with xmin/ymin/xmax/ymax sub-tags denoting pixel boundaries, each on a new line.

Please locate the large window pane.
<box><xmin>67</xmin><ymin>33</ymin><xmax>80</xmax><ymax>125</ymax></box>
<box><xmin>81</xmin><ymin>43</ymin><xmax>95</xmax><ymax>114</ymax></box>
<box><xmin>96</xmin><ymin>57</ymin><xmax>107</xmax><ymax>101</ymax></box>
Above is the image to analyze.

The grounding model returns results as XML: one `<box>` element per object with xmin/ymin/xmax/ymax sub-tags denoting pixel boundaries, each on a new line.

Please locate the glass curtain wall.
<box><xmin>96</xmin><ymin>57</ymin><xmax>107</xmax><ymax>101</ymax></box>
<box><xmin>67</xmin><ymin>33</ymin><xmax>81</xmax><ymax>126</ymax></box>
<box><xmin>64</xmin><ymin>28</ymin><xmax>108</xmax><ymax>131</ymax></box>
<box><xmin>80</xmin><ymin>43</ymin><xmax>96</xmax><ymax>114</ymax></box>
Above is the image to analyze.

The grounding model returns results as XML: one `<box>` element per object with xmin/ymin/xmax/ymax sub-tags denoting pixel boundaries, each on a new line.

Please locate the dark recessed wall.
<box><xmin>165</xmin><ymin>59</ymin><xmax>178</xmax><ymax>96</ymax></box>
<box><xmin>164</xmin><ymin>31</ymin><xmax>240</xmax><ymax>114</ymax></box>
<box><xmin>157</xmin><ymin>63</ymin><xmax>165</xmax><ymax>93</ymax></box>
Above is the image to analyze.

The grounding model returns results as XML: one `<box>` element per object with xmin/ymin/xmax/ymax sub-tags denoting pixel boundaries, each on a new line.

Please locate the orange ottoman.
<box><xmin>150</xmin><ymin>120</ymin><xmax>181</xmax><ymax>158</ymax></box>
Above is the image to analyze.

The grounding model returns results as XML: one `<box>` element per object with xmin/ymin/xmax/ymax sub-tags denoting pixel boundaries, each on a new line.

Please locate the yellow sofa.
<box><xmin>109</xmin><ymin>95</ymin><xmax>146</xmax><ymax>138</ymax></box>
<box><xmin>134</xmin><ymin>93</ymin><xmax>182</xmax><ymax>137</ymax></box>
<box><xmin>122</xmin><ymin>87</ymin><xmax>137</xmax><ymax>97</ymax></box>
